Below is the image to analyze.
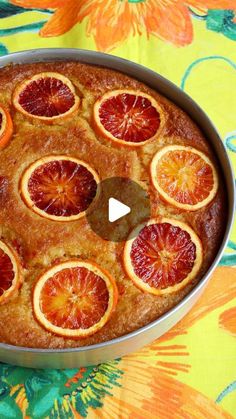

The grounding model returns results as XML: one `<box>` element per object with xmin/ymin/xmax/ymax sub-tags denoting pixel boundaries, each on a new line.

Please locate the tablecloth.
<box><xmin>0</xmin><ymin>1</ymin><xmax>235</xmax><ymax>418</ymax></box>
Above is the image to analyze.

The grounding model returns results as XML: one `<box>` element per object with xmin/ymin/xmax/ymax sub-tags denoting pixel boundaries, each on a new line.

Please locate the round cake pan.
<box><xmin>0</xmin><ymin>48</ymin><xmax>234</xmax><ymax>369</ymax></box>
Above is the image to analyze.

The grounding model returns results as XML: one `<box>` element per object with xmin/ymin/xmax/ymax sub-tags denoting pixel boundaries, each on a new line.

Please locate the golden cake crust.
<box><xmin>0</xmin><ymin>62</ymin><xmax>226</xmax><ymax>348</ymax></box>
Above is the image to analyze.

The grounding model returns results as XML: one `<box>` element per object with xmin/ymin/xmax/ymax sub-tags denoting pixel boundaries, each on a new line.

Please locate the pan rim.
<box><xmin>0</xmin><ymin>47</ymin><xmax>234</xmax><ymax>355</ymax></box>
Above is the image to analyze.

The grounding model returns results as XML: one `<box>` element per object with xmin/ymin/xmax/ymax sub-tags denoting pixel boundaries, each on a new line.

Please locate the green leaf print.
<box><xmin>207</xmin><ymin>10</ymin><xmax>236</xmax><ymax>41</ymax></box>
<box><xmin>0</xmin><ymin>397</ymin><xmax>23</xmax><ymax>419</ymax></box>
<box><xmin>26</xmin><ymin>386</ymin><xmax>61</xmax><ymax>419</ymax></box>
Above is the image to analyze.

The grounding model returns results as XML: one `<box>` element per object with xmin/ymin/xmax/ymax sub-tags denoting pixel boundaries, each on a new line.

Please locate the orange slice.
<box><xmin>0</xmin><ymin>105</ymin><xmax>13</xmax><ymax>149</ymax></box>
<box><xmin>123</xmin><ymin>218</ymin><xmax>202</xmax><ymax>295</ymax></box>
<box><xmin>93</xmin><ymin>89</ymin><xmax>162</xmax><ymax>146</ymax></box>
<box><xmin>33</xmin><ymin>260</ymin><xmax>118</xmax><ymax>338</ymax></box>
<box><xmin>0</xmin><ymin>240</ymin><xmax>21</xmax><ymax>304</ymax></box>
<box><xmin>13</xmin><ymin>72</ymin><xmax>80</xmax><ymax>122</ymax></box>
<box><xmin>150</xmin><ymin>145</ymin><xmax>218</xmax><ymax>210</ymax></box>
<box><xmin>19</xmin><ymin>155</ymin><xmax>100</xmax><ymax>221</ymax></box>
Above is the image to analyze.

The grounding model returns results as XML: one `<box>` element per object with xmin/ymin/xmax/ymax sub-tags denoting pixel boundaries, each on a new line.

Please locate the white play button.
<box><xmin>108</xmin><ymin>197</ymin><xmax>131</xmax><ymax>222</ymax></box>
<box><xmin>86</xmin><ymin>177</ymin><xmax>150</xmax><ymax>242</ymax></box>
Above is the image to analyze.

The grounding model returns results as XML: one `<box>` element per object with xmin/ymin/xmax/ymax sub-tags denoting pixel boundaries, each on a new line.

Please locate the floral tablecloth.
<box><xmin>0</xmin><ymin>1</ymin><xmax>235</xmax><ymax>418</ymax></box>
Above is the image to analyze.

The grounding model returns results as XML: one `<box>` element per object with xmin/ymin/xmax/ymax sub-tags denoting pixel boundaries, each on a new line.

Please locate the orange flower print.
<box><xmin>10</xmin><ymin>0</ymin><xmax>236</xmax><ymax>51</ymax></box>
<box><xmin>219</xmin><ymin>307</ymin><xmax>236</xmax><ymax>336</ymax></box>
<box><xmin>62</xmin><ymin>267</ymin><xmax>236</xmax><ymax>418</ymax></box>
<box><xmin>160</xmin><ymin>266</ymin><xmax>236</xmax><ymax>342</ymax></box>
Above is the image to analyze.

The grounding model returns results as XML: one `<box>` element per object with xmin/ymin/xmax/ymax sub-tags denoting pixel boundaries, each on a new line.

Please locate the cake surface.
<box><xmin>0</xmin><ymin>61</ymin><xmax>226</xmax><ymax>349</ymax></box>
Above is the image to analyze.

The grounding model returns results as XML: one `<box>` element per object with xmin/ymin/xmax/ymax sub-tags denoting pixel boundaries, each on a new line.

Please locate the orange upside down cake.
<box><xmin>0</xmin><ymin>61</ymin><xmax>226</xmax><ymax>349</ymax></box>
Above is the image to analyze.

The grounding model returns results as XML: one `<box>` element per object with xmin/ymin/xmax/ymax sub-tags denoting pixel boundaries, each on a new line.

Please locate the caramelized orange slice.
<box><xmin>0</xmin><ymin>240</ymin><xmax>21</xmax><ymax>304</ymax></box>
<box><xmin>19</xmin><ymin>155</ymin><xmax>100</xmax><ymax>221</ymax></box>
<box><xmin>33</xmin><ymin>260</ymin><xmax>118</xmax><ymax>338</ymax></box>
<box><xmin>150</xmin><ymin>145</ymin><xmax>218</xmax><ymax>210</ymax></box>
<box><xmin>93</xmin><ymin>90</ymin><xmax>162</xmax><ymax>146</ymax></box>
<box><xmin>13</xmin><ymin>72</ymin><xmax>80</xmax><ymax>122</ymax></box>
<box><xmin>0</xmin><ymin>105</ymin><xmax>13</xmax><ymax>149</ymax></box>
<box><xmin>123</xmin><ymin>218</ymin><xmax>202</xmax><ymax>295</ymax></box>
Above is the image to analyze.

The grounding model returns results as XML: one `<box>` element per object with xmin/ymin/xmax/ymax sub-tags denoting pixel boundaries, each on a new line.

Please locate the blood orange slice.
<box><xmin>0</xmin><ymin>240</ymin><xmax>21</xmax><ymax>304</ymax></box>
<box><xmin>150</xmin><ymin>145</ymin><xmax>218</xmax><ymax>210</ymax></box>
<box><xmin>0</xmin><ymin>105</ymin><xmax>13</xmax><ymax>149</ymax></box>
<box><xmin>33</xmin><ymin>260</ymin><xmax>118</xmax><ymax>338</ymax></box>
<box><xmin>123</xmin><ymin>218</ymin><xmax>202</xmax><ymax>295</ymax></box>
<box><xmin>13</xmin><ymin>72</ymin><xmax>80</xmax><ymax>122</ymax></box>
<box><xmin>19</xmin><ymin>155</ymin><xmax>100</xmax><ymax>221</ymax></box>
<box><xmin>93</xmin><ymin>90</ymin><xmax>162</xmax><ymax>146</ymax></box>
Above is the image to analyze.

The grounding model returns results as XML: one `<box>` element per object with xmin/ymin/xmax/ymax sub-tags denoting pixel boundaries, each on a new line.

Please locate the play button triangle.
<box><xmin>86</xmin><ymin>177</ymin><xmax>151</xmax><ymax>242</ymax></box>
<box><xmin>108</xmin><ymin>197</ymin><xmax>131</xmax><ymax>222</ymax></box>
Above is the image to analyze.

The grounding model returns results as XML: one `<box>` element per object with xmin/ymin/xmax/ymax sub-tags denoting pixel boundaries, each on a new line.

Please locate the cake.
<box><xmin>0</xmin><ymin>61</ymin><xmax>226</xmax><ymax>349</ymax></box>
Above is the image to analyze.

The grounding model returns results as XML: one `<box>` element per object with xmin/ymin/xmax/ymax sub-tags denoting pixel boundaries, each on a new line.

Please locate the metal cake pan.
<box><xmin>0</xmin><ymin>48</ymin><xmax>234</xmax><ymax>368</ymax></box>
